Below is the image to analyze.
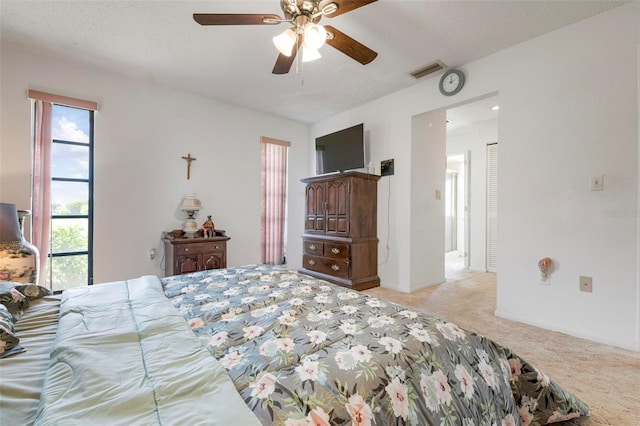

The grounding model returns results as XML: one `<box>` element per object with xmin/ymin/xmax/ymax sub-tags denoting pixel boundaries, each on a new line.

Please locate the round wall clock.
<box><xmin>439</xmin><ymin>69</ymin><xmax>465</xmax><ymax>96</ymax></box>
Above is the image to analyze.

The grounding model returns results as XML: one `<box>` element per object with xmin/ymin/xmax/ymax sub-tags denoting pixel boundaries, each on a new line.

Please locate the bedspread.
<box><xmin>162</xmin><ymin>264</ymin><xmax>589</xmax><ymax>425</ymax></box>
<box><xmin>34</xmin><ymin>276</ymin><xmax>260</xmax><ymax>426</ymax></box>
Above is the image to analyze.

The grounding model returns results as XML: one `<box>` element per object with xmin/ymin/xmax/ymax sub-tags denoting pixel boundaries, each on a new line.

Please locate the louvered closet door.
<box><xmin>486</xmin><ymin>143</ymin><xmax>498</xmax><ymax>272</ymax></box>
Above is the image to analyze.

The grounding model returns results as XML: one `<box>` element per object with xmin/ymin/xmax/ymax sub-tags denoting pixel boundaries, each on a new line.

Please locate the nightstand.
<box><xmin>162</xmin><ymin>233</ymin><xmax>230</xmax><ymax>276</ymax></box>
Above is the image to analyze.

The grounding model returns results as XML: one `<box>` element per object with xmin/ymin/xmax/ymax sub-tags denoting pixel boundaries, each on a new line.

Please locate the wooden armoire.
<box><xmin>299</xmin><ymin>171</ymin><xmax>380</xmax><ymax>290</ymax></box>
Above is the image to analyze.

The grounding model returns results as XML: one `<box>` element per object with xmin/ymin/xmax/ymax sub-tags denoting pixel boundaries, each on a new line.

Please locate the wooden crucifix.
<box><xmin>181</xmin><ymin>153</ymin><xmax>196</xmax><ymax>180</ymax></box>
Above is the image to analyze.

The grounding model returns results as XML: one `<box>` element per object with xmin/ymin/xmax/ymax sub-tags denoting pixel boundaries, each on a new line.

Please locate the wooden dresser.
<box><xmin>163</xmin><ymin>233</ymin><xmax>230</xmax><ymax>276</ymax></box>
<box><xmin>299</xmin><ymin>171</ymin><xmax>380</xmax><ymax>290</ymax></box>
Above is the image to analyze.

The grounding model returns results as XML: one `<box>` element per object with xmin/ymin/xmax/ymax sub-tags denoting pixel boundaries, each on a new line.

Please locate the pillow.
<box><xmin>0</xmin><ymin>304</ymin><xmax>23</xmax><ymax>358</ymax></box>
<box><xmin>14</xmin><ymin>283</ymin><xmax>51</xmax><ymax>300</ymax></box>
<box><xmin>0</xmin><ymin>282</ymin><xmax>29</xmax><ymax>320</ymax></box>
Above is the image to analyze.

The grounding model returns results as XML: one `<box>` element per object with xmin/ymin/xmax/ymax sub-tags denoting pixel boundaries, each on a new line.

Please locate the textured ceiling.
<box><xmin>0</xmin><ymin>0</ymin><xmax>627</xmax><ymax>124</ymax></box>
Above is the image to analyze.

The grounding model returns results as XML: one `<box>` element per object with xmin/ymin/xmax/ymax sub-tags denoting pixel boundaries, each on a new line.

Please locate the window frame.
<box><xmin>47</xmin><ymin>107</ymin><xmax>95</xmax><ymax>289</ymax></box>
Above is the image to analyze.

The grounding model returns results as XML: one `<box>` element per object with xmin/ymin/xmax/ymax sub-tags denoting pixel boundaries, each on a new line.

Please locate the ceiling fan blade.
<box><xmin>272</xmin><ymin>37</ymin><xmax>301</xmax><ymax>74</ymax></box>
<box><xmin>319</xmin><ymin>0</ymin><xmax>377</xmax><ymax>18</ymax></box>
<box><xmin>193</xmin><ymin>13</ymin><xmax>281</xmax><ymax>25</ymax></box>
<box><xmin>324</xmin><ymin>25</ymin><xmax>377</xmax><ymax>65</ymax></box>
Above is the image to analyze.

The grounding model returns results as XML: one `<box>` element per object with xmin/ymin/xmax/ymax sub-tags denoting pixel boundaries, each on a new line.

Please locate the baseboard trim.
<box><xmin>494</xmin><ymin>309</ymin><xmax>639</xmax><ymax>352</ymax></box>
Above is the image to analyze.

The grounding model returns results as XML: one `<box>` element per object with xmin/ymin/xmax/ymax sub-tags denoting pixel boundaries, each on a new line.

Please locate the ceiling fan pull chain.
<box><xmin>295</xmin><ymin>33</ymin><xmax>300</xmax><ymax>75</ymax></box>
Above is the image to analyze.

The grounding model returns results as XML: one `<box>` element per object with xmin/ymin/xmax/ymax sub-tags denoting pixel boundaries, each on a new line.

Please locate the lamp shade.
<box><xmin>0</xmin><ymin>203</ymin><xmax>22</xmax><ymax>243</ymax></box>
<box><xmin>302</xmin><ymin>47</ymin><xmax>322</xmax><ymax>63</ymax></box>
<box><xmin>180</xmin><ymin>195</ymin><xmax>202</xmax><ymax>210</ymax></box>
<box><xmin>303</xmin><ymin>23</ymin><xmax>326</xmax><ymax>50</ymax></box>
<box><xmin>273</xmin><ymin>28</ymin><xmax>297</xmax><ymax>57</ymax></box>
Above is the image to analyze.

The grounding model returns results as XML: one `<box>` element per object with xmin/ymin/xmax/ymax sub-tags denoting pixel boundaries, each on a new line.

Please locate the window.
<box><xmin>29</xmin><ymin>90</ymin><xmax>97</xmax><ymax>292</ymax></box>
<box><xmin>48</xmin><ymin>105</ymin><xmax>93</xmax><ymax>290</ymax></box>
<box><xmin>260</xmin><ymin>137</ymin><xmax>290</xmax><ymax>265</ymax></box>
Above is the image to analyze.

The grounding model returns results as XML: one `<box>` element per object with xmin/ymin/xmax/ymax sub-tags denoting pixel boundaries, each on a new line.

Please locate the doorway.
<box><xmin>444</xmin><ymin>94</ymin><xmax>499</xmax><ymax>278</ymax></box>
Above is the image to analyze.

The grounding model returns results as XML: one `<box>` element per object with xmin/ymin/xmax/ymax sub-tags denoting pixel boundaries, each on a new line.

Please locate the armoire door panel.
<box><xmin>326</xmin><ymin>179</ymin><xmax>349</xmax><ymax>236</ymax></box>
<box><xmin>305</xmin><ymin>182</ymin><xmax>326</xmax><ymax>232</ymax></box>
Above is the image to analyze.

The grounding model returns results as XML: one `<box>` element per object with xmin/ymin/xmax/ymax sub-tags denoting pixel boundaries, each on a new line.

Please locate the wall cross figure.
<box><xmin>182</xmin><ymin>153</ymin><xmax>196</xmax><ymax>180</ymax></box>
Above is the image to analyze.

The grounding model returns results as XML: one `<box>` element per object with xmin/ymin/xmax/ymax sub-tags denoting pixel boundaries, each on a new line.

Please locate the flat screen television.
<box><xmin>315</xmin><ymin>123</ymin><xmax>365</xmax><ymax>175</ymax></box>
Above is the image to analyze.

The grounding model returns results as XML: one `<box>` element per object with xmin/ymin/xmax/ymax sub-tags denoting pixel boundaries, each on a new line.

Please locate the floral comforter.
<box><xmin>161</xmin><ymin>265</ymin><xmax>589</xmax><ymax>426</ymax></box>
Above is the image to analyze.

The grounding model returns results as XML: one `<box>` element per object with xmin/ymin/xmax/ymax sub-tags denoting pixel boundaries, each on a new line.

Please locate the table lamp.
<box><xmin>0</xmin><ymin>202</ymin><xmax>39</xmax><ymax>283</ymax></box>
<box><xmin>179</xmin><ymin>195</ymin><xmax>202</xmax><ymax>236</ymax></box>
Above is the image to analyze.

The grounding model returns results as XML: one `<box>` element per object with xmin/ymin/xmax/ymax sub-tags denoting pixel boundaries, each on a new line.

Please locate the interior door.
<box><xmin>445</xmin><ymin>171</ymin><xmax>457</xmax><ymax>252</ymax></box>
<box><xmin>486</xmin><ymin>143</ymin><xmax>498</xmax><ymax>272</ymax></box>
<box><xmin>463</xmin><ymin>150</ymin><xmax>471</xmax><ymax>268</ymax></box>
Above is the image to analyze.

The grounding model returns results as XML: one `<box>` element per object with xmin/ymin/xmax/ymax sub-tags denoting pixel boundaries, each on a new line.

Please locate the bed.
<box><xmin>0</xmin><ymin>264</ymin><xmax>589</xmax><ymax>425</ymax></box>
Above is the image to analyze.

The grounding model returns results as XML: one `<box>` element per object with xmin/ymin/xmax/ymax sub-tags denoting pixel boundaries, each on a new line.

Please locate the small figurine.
<box><xmin>202</xmin><ymin>215</ymin><xmax>215</xmax><ymax>238</ymax></box>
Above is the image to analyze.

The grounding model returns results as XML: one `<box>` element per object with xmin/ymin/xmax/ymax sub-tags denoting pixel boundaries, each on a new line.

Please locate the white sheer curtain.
<box><xmin>32</xmin><ymin>100</ymin><xmax>52</xmax><ymax>286</ymax></box>
<box><xmin>261</xmin><ymin>137</ymin><xmax>290</xmax><ymax>265</ymax></box>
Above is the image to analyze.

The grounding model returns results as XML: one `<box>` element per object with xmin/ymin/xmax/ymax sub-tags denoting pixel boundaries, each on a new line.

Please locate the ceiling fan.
<box><xmin>193</xmin><ymin>0</ymin><xmax>378</xmax><ymax>75</ymax></box>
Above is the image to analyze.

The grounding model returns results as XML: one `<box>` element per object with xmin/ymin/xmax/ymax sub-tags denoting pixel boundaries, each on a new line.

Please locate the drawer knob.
<box><xmin>331</xmin><ymin>248</ymin><xmax>340</xmax><ymax>254</ymax></box>
<box><xmin>331</xmin><ymin>264</ymin><xmax>340</xmax><ymax>271</ymax></box>
<box><xmin>184</xmin><ymin>248</ymin><xmax>189</xmax><ymax>252</ymax></box>
<box><xmin>308</xmin><ymin>259</ymin><xmax>316</xmax><ymax>266</ymax></box>
<box><xmin>215</xmin><ymin>245</ymin><xmax>219</xmax><ymax>249</ymax></box>
<box><xmin>309</xmin><ymin>244</ymin><xmax>316</xmax><ymax>250</ymax></box>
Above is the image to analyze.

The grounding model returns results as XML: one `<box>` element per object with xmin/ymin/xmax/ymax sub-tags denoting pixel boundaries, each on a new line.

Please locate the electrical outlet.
<box><xmin>589</xmin><ymin>175</ymin><xmax>604</xmax><ymax>191</ymax></box>
<box><xmin>381</xmin><ymin>159</ymin><xmax>394</xmax><ymax>176</ymax></box>
<box><xmin>149</xmin><ymin>248</ymin><xmax>156</xmax><ymax>260</ymax></box>
<box><xmin>579</xmin><ymin>275</ymin><xmax>592</xmax><ymax>293</ymax></box>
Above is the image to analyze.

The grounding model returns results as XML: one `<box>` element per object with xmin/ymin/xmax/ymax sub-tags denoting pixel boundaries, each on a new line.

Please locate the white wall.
<box><xmin>0</xmin><ymin>44</ymin><xmax>311</xmax><ymax>284</ymax></box>
<box><xmin>312</xmin><ymin>3</ymin><xmax>640</xmax><ymax>351</ymax></box>
<box><xmin>410</xmin><ymin>110</ymin><xmax>446</xmax><ymax>291</ymax></box>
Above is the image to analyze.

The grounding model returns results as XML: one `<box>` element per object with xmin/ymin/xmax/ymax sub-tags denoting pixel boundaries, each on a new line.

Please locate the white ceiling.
<box><xmin>447</xmin><ymin>94</ymin><xmax>499</xmax><ymax>135</ymax></box>
<box><xmin>0</xmin><ymin>0</ymin><xmax>627</xmax><ymax>125</ymax></box>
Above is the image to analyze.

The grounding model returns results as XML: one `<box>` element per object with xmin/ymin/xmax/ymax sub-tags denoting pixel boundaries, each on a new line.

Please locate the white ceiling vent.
<box><xmin>411</xmin><ymin>60</ymin><xmax>446</xmax><ymax>79</ymax></box>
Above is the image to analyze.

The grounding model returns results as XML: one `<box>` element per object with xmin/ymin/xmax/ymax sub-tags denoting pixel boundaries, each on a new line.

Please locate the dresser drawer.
<box><xmin>174</xmin><ymin>242</ymin><xmax>225</xmax><ymax>255</ymax></box>
<box><xmin>324</xmin><ymin>242</ymin><xmax>349</xmax><ymax>259</ymax></box>
<box><xmin>303</xmin><ymin>255</ymin><xmax>350</xmax><ymax>279</ymax></box>
<box><xmin>303</xmin><ymin>240</ymin><xmax>324</xmax><ymax>255</ymax></box>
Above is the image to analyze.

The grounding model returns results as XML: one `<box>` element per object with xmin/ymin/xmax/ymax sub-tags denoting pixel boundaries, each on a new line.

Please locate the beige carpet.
<box><xmin>365</xmin><ymin>270</ymin><xmax>640</xmax><ymax>425</ymax></box>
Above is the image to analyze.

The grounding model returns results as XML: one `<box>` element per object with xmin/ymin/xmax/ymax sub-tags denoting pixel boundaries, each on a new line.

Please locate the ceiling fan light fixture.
<box><xmin>303</xmin><ymin>22</ymin><xmax>327</xmax><ymax>50</ymax></box>
<box><xmin>302</xmin><ymin>46</ymin><xmax>322</xmax><ymax>62</ymax></box>
<box><xmin>273</xmin><ymin>28</ymin><xmax>297</xmax><ymax>56</ymax></box>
